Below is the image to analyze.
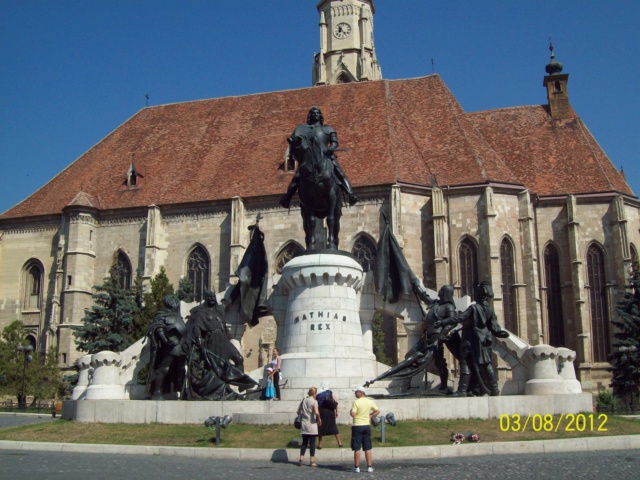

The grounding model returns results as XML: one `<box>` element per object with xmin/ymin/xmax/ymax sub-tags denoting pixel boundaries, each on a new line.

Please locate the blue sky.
<box><xmin>1</xmin><ymin>1</ymin><xmax>638</xmax><ymax>214</ymax></box>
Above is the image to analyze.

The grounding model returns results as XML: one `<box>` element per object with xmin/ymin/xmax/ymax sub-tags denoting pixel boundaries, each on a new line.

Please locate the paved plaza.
<box><xmin>1</xmin><ymin>448</ymin><xmax>639</xmax><ymax>480</ymax></box>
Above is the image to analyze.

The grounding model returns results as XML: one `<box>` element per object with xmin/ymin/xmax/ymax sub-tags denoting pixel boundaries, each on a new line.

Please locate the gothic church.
<box><xmin>1</xmin><ymin>0</ymin><xmax>637</xmax><ymax>390</ymax></box>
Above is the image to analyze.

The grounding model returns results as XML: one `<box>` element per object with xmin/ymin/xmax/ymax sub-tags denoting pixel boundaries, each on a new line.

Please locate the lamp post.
<box><xmin>16</xmin><ymin>345</ymin><xmax>33</xmax><ymax>411</ymax></box>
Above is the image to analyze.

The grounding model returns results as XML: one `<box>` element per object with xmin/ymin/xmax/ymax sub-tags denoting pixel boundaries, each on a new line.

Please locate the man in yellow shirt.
<box><xmin>350</xmin><ymin>386</ymin><xmax>380</xmax><ymax>473</ymax></box>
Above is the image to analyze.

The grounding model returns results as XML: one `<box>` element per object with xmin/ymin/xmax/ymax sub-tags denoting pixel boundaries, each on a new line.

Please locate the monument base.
<box><xmin>63</xmin><ymin>393</ymin><xmax>594</xmax><ymax>425</ymax></box>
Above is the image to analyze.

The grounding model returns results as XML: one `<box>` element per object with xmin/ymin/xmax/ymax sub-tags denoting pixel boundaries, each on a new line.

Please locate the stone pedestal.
<box><xmin>556</xmin><ymin>347</ymin><xmax>583</xmax><ymax>394</ymax></box>
<box><xmin>84</xmin><ymin>351</ymin><xmax>127</xmax><ymax>400</ymax></box>
<box><xmin>72</xmin><ymin>354</ymin><xmax>93</xmax><ymax>400</ymax></box>
<box><xmin>524</xmin><ymin>344</ymin><xmax>564</xmax><ymax>395</ymax></box>
<box><xmin>276</xmin><ymin>252</ymin><xmax>379</xmax><ymax>390</ymax></box>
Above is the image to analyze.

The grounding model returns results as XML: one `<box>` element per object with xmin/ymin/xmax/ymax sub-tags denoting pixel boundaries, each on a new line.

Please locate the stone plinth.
<box><xmin>524</xmin><ymin>344</ymin><xmax>564</xmax><ymax>395</ymax></box>
<box><xmin>63</xmin><ymin>393</ymin><xmax>595</xmax><ymax>424</ymax></box>
<box><xmin>72</xmin><ymin>354</ymin><xmax>93</xmax><ymax>400</ymax></box>
<box><xmin>84</xmin><ymin>351</ymin><xmax>127</xmax><ymax>400</ymax></box>
<box><xmin>276</xmin><ymin>252</ymin><xmax>378</xmax><ymax>389</ymax></box>
<box><xmin>556</xmin><ymin>347</ymin><xmax>583</xmax><ymax>394</ymax></box>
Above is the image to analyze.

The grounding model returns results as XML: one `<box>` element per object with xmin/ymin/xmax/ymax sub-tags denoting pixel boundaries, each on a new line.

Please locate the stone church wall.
<box><xmin>94</xmin><ymin>216</ymin><xmax>147</xmax><ymax>283</ymax></box>
<box><xmin>0</xmin><ymin>222</ymin><xmax>60</xmax><ymax>349</ymax></box>
<box><xmin>397</xmin><ymin>191</ymin><xmax>430</xmax><ymax>279</ymax></box>
<box><xmin>161</xmin><ymin>210</ymin><xmax>229</xmax><ymax>293</ymax></box>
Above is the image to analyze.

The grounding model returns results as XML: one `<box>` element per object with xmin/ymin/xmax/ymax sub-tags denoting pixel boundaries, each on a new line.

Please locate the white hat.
<box><xmin>353</xmin><ymin>386</ymin><xmax>366</xmax><ymax>395</ymax></box>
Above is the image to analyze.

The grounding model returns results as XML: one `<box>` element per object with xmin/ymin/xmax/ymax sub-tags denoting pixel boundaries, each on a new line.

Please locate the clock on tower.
<box><xmin>313</xmin><ymin>0</ymin><xmax>382</xmax><ymax>85</ymax></box>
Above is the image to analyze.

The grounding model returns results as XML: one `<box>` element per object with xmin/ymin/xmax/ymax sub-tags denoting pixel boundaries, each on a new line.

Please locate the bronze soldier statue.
<box><xmin>434</xmin><ymin>281</ymin><xmax>509</xmax><ymax>396</ymax></box>
<box><xmin>188</xmin><ymin>290</ymin><xmax>244</xmax><ymax>370</ymax></box>
<box><xmin>184</xmin><ymin>290</ymin><xmax>258</xmax><ymax>399</ymax></box>
<box><xmin>412</xmin><ymin>282</ymin><xmax>460</xmax><ymax>393</ymax></box>
<box><xmin>146</xmin><ymin>295</ymin><xmax>187</xmax><ymax>400</ymax></box>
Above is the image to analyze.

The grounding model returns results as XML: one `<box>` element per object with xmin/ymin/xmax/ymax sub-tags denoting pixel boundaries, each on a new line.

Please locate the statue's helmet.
<box><xmin>438</xmin><ymin>285</ymin><xmax>455</xmax><ymax>304</ymax></box>
<box><xmin>204</xmin><ymin>289</ymin><xmax>217</xmax><ymax>303</ymax></box>
<box><xmin>163</xmin><ymin>295</ymin><xmax>180</xmax><ymax>310</ymax></box>
<box><xmin>474</xmin><ymin>281</ymin><xmax>494</xmax><ymax>301</ymax></box>
<box><xmin>204</xmin><ymin>289</ymin><xmax>216</xmax><ymax>298</ymax></box>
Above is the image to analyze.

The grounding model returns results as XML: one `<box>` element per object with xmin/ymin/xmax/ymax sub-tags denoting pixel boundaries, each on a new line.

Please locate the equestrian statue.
<box><xmin>280</xmin><ymin>107</ymin><xmax>358</xmax><ymax>250</ymax></box>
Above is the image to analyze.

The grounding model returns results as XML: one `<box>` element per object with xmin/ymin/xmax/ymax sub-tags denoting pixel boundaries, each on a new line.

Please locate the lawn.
<box><xmin>1</xmin><ymin>414</ymin><xmax>638</xmax><ymax>449</ymax></box>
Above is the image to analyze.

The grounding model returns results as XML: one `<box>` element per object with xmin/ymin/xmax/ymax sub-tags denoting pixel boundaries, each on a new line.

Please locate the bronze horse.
<box><xmin>281</xmin><ymin>107</ymin><xmax>354</xmax><ymax>250</ymax></box>
<box><xmin>290</xmin><ymin>134</ymin><xmax>342</xmax><ymax>250</ymax></box>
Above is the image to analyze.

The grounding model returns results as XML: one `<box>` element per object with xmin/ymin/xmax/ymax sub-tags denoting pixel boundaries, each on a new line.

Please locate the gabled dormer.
<box><xmin>124</xmin><ymin>157</ymin><xmax>143</xmax><ymax>188</ymax></box>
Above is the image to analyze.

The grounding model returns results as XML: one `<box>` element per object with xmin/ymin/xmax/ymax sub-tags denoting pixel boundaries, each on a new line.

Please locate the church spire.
<box><xmin>543</xmin><ymin>40</ymin><xmax>571</xmax><ymax>119</ymax></box>
<box><xmin>313</xmin><ymin>0</ymin><xmax>382</xmax><ymax>85</ymax></box>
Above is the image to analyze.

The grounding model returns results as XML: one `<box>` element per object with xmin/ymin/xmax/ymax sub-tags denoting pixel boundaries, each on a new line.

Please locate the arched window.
<box><xmin>500</xmin><ymin>238</ymin><xmax>517</xmax><ymax>333</ymax></box>
<box><xmin>26</xmin><ymin>334</ymin><xmax>37</xmax><ymax>352</ymax></box>
<box><xmin>586</xmin><ymin>243</ymin><xmax>610</xmax><ymax>362</ymax></box>
<box><xmin>276</xmin><ymin>242</ymin><xmax>304</xmax><ymax>274</ymax></box>
<box><xmin>459</xmin><ymin>238</ymin><xmax>478</xmax><ymax>299</ymax></box>
<box><xmin>23</xmin><ymin>261</ymin><xmax>43</xmax><ymax>310</ymax></box>
<box><xmin>352</xmin><ymin>235</ymin><xmax>377</xmax><ymax>273</ymax></box>
<box><xmin>187</xmin><ymin>246</ymin><xmax>210</xmax><ymax>302</ymax></box>
<box><xmin>544</xmin><ymin>244</ymin><xmax>565</xmax><ymax>346</ymax></box>
<box><xmin>114</xmin><ymin>251</ymin><xmax>132</xmax><ymax>290</ymax></box>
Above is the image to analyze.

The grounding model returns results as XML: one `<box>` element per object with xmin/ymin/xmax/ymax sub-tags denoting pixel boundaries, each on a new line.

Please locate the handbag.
<box><xmin>325</xmin><ymin>397</ymin><xmax>338</xmax><ymax>410</ymax></box>
<box><xmin>294</xmin><ymin>398</ymin><xmax>303</xmax><ymax>429</ymax></box>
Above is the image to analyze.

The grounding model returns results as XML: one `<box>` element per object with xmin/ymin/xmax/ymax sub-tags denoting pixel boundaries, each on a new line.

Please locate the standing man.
<box><xmin>350</xmin><ymin>386</ymin><xmax>380</xmax><ymax>473</ymax></box>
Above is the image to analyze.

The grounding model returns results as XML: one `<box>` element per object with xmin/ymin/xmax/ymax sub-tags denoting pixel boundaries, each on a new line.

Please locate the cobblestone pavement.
<box><xmin>1</xmin><ymin>448</ymin><xmax>638</xmax><ymax>480</ymax></box>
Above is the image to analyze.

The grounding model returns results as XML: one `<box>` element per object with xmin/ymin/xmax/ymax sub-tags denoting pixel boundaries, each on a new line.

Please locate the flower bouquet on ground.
<box><xmin>450</xmin><ymin>432</ymin><xmax>480</xmax><ymax>445</ymax></box>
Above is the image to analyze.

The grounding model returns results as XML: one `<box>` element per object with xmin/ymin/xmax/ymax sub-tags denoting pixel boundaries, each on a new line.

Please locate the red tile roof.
<box><xmin>1</xmin><ymin>75</ymin><xmax>633</xmax><ymax>220</ymax></box>
<box><xmin>467</xmin><ymin>105</ymin><xmax>633</xmax><ymax>197</ymax></box>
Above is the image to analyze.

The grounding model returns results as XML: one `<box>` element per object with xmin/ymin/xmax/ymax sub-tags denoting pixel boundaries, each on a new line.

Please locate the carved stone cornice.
<box><xmin>0</xmin><ymin>223</ymin><xmax>60</xmax><ymax>235</ymax></box>
<box><xmin>98</xmin><ymin>216</ymin><xmax>147</xmax><ymax>226</ymax></box>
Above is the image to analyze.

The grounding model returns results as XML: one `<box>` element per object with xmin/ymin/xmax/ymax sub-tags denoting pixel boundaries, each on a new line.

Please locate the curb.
<box><xmin>1</xmin><ymin>436</ymin><xmax>639</xmax><ymax>461</ymax></box>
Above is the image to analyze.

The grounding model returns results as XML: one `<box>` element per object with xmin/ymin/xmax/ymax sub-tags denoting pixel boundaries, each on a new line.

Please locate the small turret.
<box><xmin>543</xmin><ymin>41</ymin><xmax>571</xmax><ymax>119</ymax></box>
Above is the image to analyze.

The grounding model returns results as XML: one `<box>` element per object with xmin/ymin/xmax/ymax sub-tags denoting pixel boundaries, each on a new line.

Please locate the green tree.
<box><xmin>132</xmin><ymin>269</ymin><xmax>145</xmax><ymax>310</ymax></box>
<box><xmin>0</xmin><ymin>321</ymin><xmax>62</xmax><ymax>403</ymax></box>
<box><xmin>609</xmin><ymin>262</ymin><xmax>640</xmax><ymax>406</ymax></box>
<box><xmin>132</xmin><ymin>266</ymin><xmax>174</xmax><ymax>339</ymax></box>
<box><xmin>176</xmin><ymin>276</ymin><xmax>195</xmax><ymax>303</ymax></box>
<box><xmin>73</xmin><ymin>264</ymin><xmax>139</xmax><ymax>354</ymax></box>
<box><xmin>372</xmin><ymin>311</ymin><xmax>393</xmax><ymax>365</ymax></box>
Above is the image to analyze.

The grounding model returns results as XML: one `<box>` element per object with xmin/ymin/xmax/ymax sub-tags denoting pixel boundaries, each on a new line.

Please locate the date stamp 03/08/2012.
<box><xmin>499</xmin><ymin>413</ymin><xmax>608</xmax><ymax>433</ymax></box>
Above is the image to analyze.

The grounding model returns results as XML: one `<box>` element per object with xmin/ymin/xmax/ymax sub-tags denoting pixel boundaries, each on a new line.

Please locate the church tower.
<box><xmin>313</xmin><ymin>0</ymin><xmax>382</xmax><ymax>85</ymax></box>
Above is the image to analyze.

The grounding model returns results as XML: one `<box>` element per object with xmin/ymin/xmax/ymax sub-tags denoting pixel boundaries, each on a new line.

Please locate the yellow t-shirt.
<box><xmin>351</xmin><ymin>396</ymin><xmax>379</xmax><ymax>426</ymax></box>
